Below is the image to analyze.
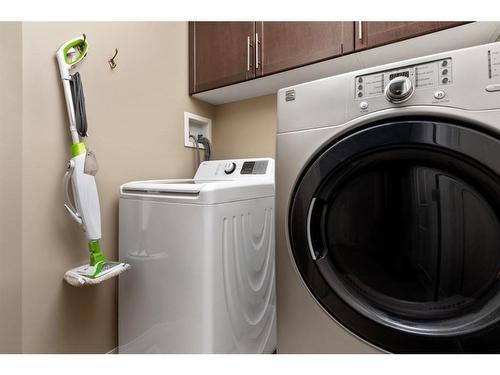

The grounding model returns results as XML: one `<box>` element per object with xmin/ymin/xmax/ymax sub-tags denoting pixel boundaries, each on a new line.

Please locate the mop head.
<box><xmin>64</xmin><ymin>261</ymin><xmax>131</xmax><ymax>287</ymax></box>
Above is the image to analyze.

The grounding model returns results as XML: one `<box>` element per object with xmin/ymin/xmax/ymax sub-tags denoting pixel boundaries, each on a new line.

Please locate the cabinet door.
<box><xmin>256</xmin><ymin>22</ymin><xmax>354</xmax><ymax>77</ymax></box>
<box><xmin>355</xmin><ymin>22</ymin><xmax>466</xmax><ymax>50</ymax></box>
<box><xmin>189</xmin><ymin>22</ymin><xmax>255</xmax><ymax>94</ymax></box>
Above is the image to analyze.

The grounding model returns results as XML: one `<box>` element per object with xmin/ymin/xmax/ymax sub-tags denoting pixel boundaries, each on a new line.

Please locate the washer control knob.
<box><xmin>434</xmin><ymin>90</ymin><xmax>446</xmax><ymax>99</ymax></box>
<box><xmin>385</xmin><ymin>76</ymin><xmax>414</xmax><ymax>103</ymax></box>
<box><xmin>360</xmin><ymin>101</ymin><xmax>369</xmax><ymax>110</ymax></box>
<box><xmin>224</xmin><ymin>162</ymin><xmax>237</xmax><ymax>174</ymax></box>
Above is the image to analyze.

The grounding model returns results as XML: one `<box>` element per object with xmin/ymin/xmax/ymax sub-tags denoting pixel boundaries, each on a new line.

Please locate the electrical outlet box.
<box><xmin>184</xmin><ymin>112</ymin><xmax>212</xmax><ymax>149</ymax></box>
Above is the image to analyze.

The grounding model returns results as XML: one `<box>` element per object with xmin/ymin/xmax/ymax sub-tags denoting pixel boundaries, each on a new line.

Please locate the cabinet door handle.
<box><xmin>358</xmin><ymin>21</ymin><xmax>363</xmax><ymax>40</ymax></box>
<box><xmin>255</xmin><ymin>32</ymin><xmax>260</xmax><ymax>70</ymax></box>
<box><xmin>247</xmin><ymin>36</ymin><xmax>252</xmax><ymax>72</ymax></box>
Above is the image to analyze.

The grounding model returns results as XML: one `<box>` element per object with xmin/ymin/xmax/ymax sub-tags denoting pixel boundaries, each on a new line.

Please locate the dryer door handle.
<box><xmin>307</xmin><ymin>197</ymin><xmax>328</xmax><ymax>260</ymax></box>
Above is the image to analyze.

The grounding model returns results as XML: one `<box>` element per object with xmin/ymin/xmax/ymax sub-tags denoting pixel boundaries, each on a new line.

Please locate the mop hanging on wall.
<box><xmin>56</xmin><ymin>34</ymin><xmax>130</xmax><ymax>286</ymax></box>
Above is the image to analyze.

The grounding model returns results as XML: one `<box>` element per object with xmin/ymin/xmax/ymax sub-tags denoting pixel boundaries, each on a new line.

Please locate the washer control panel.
<box><xmin>240</xmin><ymin>160</ymin><xmax>269</xmax><ymax>175</ymax></box>
<box><xmin>194</xmin><ymin>158</ymin><xmax>274</xmax><ymax>180</ymax></box>
<box><xmin>355</xmin><ymin>58</ymin><xmax>453</xmax><ymax>100</ymax></box>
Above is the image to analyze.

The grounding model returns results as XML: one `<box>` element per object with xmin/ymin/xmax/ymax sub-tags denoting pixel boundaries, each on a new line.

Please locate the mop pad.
<box><xmin>64</xmin><ymin>262</ymin><xmax>131</xmax><ymax>287</ymax></box>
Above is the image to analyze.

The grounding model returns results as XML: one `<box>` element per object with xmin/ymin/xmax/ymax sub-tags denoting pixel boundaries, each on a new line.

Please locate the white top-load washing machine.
<box><xmin>118</xmin><ymin>158</ymin><xmax>276</xmax><ymax>354</ymax></box>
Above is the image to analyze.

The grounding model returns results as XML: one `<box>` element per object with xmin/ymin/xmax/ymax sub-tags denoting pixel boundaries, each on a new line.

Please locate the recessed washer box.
<box><xmin>184</xmin><ymin>112</ymin><xmax>212</xmax><ymax>149</ymax></box>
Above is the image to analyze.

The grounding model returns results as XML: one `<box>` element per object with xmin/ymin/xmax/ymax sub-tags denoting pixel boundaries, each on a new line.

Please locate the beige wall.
<box><xmin>0</xmin><ymin>22</ymin><xmax>22</xmax><ymax>354</ymax></box>
<box><xmin>212</xmin><ymin>94</ymin><xmax>277</xmax><ymax>160</ymax></box>
<box><xmin>20</xmin><ymin>22</ymin><xmax>214</xmax><ymax>353</ymax></box>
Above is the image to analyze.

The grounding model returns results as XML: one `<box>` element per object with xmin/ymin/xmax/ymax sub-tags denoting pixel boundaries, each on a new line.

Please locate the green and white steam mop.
<box><xmin>56</xmin><ymin>35</ymin><xmax>130</xmax><ymax>286</ymax></box>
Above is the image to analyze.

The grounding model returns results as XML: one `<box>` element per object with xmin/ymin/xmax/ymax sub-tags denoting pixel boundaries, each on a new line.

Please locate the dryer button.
<box><xmin>434</xmin><ymin>90</ymin><xmax>446</xmax><ymax>99</ymax></box>
<box><xmin>486</xmin><ymin>84</ymin><xmax>500</xmax><ymax>92</ymax></box>
<box><xmin>359</xmin><ymin>101</ymin><xmax>369</xmax><ymax>110</ymax></box>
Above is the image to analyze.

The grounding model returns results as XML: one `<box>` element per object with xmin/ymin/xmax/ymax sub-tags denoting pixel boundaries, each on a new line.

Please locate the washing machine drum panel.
<box><xmin>289</xmin><ymin>119</ymin><xmax>500</xmax><ymax>353</ymax></box>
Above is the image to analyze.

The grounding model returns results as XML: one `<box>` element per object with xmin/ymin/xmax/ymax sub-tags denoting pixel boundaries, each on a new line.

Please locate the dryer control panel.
<box><xmin>278</xmin><ymin>41</ymin><xmax>500</xmax><ymax>134</ymax></box>
<box><xmin>488</xmin><ymin>49</ymin><xmax>500</xmax><ymax>79</ymax></box>
<box><xmin>355</xmin><ymin>58</ymin><xmax>453</xmax><ymax>100</ymax></box>
<box><xmin>345</xmin><ymin>42</ymin><xmax>500</xmax><ymax>119</ymax></box>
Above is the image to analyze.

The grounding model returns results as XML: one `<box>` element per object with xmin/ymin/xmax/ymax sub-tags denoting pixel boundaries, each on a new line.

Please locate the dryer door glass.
<box><xmin>316</xmin><ymin>149</ymin><xmax>500</xmax><ymax>321</ymax></box>
<box><xmin>289</xmin><ymin>120</ymin><xmax>500</xmax><ymax>352</ymax></box>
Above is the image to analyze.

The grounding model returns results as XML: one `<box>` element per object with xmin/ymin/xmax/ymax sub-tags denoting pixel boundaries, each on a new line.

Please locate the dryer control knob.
<box><xmin>224</xmin><ymin>162</ymin><xmax>237</xmax><ymax>174</ymax></box>
<box><xmin>385</xmin><ymin>76</ymin><xmax>414</xmax><ymax>103</ymax></box>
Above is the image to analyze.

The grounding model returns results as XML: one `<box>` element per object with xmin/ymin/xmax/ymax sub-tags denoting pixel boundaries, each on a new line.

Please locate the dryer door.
<box><xmin>289</xmin><ymin>119</ymin><xmax>500</xmax><ymax>353</ymax></box>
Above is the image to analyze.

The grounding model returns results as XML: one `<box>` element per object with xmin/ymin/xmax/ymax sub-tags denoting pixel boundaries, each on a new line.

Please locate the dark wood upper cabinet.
<box><xmin>189</xmin><ymin>22</ymin><xmax>255</xmax><ymax>94</ymax></box>
<box><xmin>255</xmin><ymin>22</ymin><xmax>354</xmax><ymax>77</ymax></box>
<box><xmin>189</xmin><ymin>21</ymin><xmax>469</xmax><ymax>95</ymax></box>
<box><xmin>355</xmin><ymin>22</ymin><xmax>467</xmax><ymax>50</ymax></box>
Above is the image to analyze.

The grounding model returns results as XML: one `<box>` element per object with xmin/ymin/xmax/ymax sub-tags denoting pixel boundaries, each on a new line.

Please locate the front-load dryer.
<box><xmin>118</xmin><ymin>159</ymin><xmax>276</xmax><ymax>354</ymax></box>
<box><xmin>276</xmin><ymin>42</ymin><xmax>500</xmax><ymax>353</ymax></box>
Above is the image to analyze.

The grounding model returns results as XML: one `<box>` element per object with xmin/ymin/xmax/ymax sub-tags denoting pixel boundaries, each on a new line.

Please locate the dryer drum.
<box><xmin>289</xmin><ymin>119</ymin><xmax>500</xmax><ymax>353</ymax></box>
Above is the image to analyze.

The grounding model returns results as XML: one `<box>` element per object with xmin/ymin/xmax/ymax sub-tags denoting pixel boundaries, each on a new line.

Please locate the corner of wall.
<box><xmin>0</xmin><ymin>21</ymin><xmax>23</xmax><ymax>353</ymax></box>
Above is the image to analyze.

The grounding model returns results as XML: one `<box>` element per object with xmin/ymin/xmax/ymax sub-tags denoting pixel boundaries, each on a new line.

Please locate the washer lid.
<box><xmin>120</xmin><ymin>158</ymin><xmax>275</xmax><ymax>204</ymax></box>
<box><xmin>120</xmin><ymin>178</ymin><xmax>274</xmax><ymax>204</ymax></box>
<box><xmin>121</xmin><ymin>179</ymin><xmax>204</xmax><ymax>195</ymax></box>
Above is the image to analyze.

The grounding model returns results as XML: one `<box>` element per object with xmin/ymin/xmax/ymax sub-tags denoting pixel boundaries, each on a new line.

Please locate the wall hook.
<box><xmin>108</xmin><ymin>48</ymin><xmax>118</xmax><ymax>70</ymax></box>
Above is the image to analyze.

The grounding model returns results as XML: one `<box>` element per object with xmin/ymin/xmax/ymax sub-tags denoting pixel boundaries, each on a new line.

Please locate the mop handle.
<box><xmin>56</xmin><ymin>35</ymin><xmax>89</xmax><ymax>145</ymax></box>
<box><xmin>62</xmin><ymin>79</ymin><xmax>80</xmax><ymax>144</ymax></box>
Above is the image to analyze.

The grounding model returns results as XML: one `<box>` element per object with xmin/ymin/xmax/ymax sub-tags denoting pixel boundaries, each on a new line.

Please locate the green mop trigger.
<box><xmin>89</xmin><ymin>240</ymin><xmax>106</xmax><ymax>277</ymax></box>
